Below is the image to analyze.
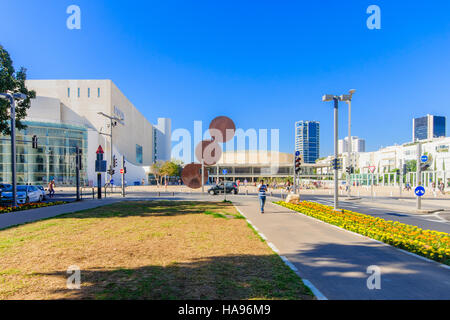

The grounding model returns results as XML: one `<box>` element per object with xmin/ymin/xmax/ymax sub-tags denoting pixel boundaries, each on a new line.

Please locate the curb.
<box><xmin>233</xmin><ymin>204</ymin><xmax>327</xmax><ymax>300</ymax></box>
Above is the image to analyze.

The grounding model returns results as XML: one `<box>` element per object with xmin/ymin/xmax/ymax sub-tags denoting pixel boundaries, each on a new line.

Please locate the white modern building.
<box><xmin>0</xmin><ymin>79</ymin><xmax>171</xmax><ymax>186</ymax></box>
<box><xmin>338</xmin><ymin>136</ymin><xmax>366</xmax><ymax>153</ymax></box>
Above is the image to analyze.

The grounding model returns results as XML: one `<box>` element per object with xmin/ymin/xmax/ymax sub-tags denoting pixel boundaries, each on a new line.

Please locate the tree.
<box><xmin>0</xmin><ymin>45</ymin><xmax>35</xmax><ymax>135</ymax></box>
<box><xmin>150</xmin><ymin>160</ymin><xmax>164</xmax><ymax>186</ymax></box>
<box><xmin>161</xmin><ymin>161</ymin><xmax>181</xmax><ymax>178</ymax></box>
<box><xmin>405</xmin><ymin>160</ymin><xmax>416</xmax><ymax>172</ymax></box>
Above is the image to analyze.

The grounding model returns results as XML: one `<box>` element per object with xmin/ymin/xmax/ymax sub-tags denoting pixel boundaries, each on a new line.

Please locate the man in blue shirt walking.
<box><xmin>257</xmin><ymin>180</ymin><xmax>268</xmax><ymax>214</ymax></box>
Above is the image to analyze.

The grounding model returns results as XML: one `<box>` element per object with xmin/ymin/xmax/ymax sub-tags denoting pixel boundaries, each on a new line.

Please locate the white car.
<box><xmin>2</xmin><ymin>185</ymin><xmax>43</xmax><ymax>204</ymax></box>
<box><xmin>35</xmin><ymin>185</ymin><xmax>46</xmax><ymax>201</ymax></box>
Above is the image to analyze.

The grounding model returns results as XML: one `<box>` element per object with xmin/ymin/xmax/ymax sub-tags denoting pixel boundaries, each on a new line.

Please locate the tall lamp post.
<box><xmin>322</xmin><ymin>94</ymin><xmax>341</xmax><ymax>211</ymax></box>
<box><xmin>341</xmin><ymin>89</ymin><xmax>356</xmax><ymax>199</ymax></box>
<box><xmin>98</xmin><ymin>112</ymin><xmax>123</xmax><ymax>183</ymax></box>
<box><xmin>0</xmin><ymin>92</ymin><xmax>27</xmax><ymax>207</ymax></box>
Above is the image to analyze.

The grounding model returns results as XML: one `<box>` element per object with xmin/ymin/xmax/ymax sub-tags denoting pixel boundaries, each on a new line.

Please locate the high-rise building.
<box><xmin>295</xmin><ymin>120</ymin><xmax>320</xmax><ymax>164</ymax></box>
<box><xmin>338</xmin><ymin>136</ymin><xmax>366</xmax><ymax>154</ymax></box>
<box><xmin>412</xmin><ymin>114</ymin><xmax>446</xmax><ymax>141</ymax></box>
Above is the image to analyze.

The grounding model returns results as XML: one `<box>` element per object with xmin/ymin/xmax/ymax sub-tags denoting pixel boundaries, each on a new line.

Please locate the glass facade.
<box><xmin>433</xmin><ymin>116</ymin><xmax>446</xmax><ymax>138</ymax></box>
<box><xmin>295</xmin><ymin>121</ymin><xmax>320</xmax><ymax>164</ymax></box>
<box><xmin>0</xmin><ymin>121</ymin><xmax>88</xmax><ymax>186</ymax></box>
<box><xmin>136</xmin><ymin>144</ymin><xmax>143</xmax><ymax>164</ymax></box>
<box><xmin>414</xmin><ymin>116</ymin><xmax>428</xmax><ymax>141</ymax></box>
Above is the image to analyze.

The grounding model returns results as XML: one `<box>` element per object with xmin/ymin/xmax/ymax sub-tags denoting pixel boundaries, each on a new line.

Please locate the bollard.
<box><xmin>172</xmin><ymin>192</ymin><xmax>175</xmax><ymax>196</ymax></box>
<box><xmin>158</xmin><ymin>192</ymin><xmax>160</xmax><ymax>197</ymax></box>
<box><xmin>92</xmin><ymin>187</ymin><xmax>95</xmax><ymax>199</ymax></box>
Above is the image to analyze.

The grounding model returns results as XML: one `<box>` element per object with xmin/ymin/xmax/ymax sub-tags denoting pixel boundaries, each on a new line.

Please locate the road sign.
<box><xmin>295</xmin><ymin>151</ymin><xmax>300</xmax><ymax>156</ymax></box>
<box><xmin>120</xmin><ymin>168</ymin><xmax>124</xmax><ymax>174</ymax></box>
<box><xmin>222</xmin><ymin>169</ymin><xmax>228</xmax><ymax>175</ymax></box>
<box><xmin>110</xmin><ymin>179</ymin><xmax>114</xmax><ymax>185</ymax></box>
<box><xmin>368</xmin><ymin>166</ymin><xmax>376</xmax><ymax>173</ymax></box>
<box><xmin>420</xmin><ymin>155</ymin><xmax>428</xmax><ymax>163</ymax></box>
<box><xmin>95</xmin><ymin>160</ymin><xmax>107</xmax><ymax>172</ymax></box>
<box><xmin>414</xmin><ymin>186</ymin><xmax>425</xmax><ymax>197</ymax></box>
<box><xmin>96</xmin><ymin>145</ymin><xmax>104</xmax><ymax>154</ymax></box>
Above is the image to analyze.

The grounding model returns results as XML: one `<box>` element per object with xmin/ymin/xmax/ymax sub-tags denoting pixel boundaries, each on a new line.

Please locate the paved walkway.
<box><xmin>0</xmin><ymin>199</ymin><xmax>120</xmax><ymax>230</ymax></box>
<box><xmin>234</xmin><ymin>198</ymin><xmax>450</xmax><ymax>300</ymax></box>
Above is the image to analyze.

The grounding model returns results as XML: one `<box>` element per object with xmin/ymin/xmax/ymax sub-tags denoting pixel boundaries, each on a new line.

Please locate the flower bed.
<box><xmin>0</xmin><ymin>201</ymin><xmax>66</xmax><ymax>214</ymax></box>
<box><xmin>275</xmin><ymin>201</ymin><xmax>450</xmax><ymax>265</ymax></box>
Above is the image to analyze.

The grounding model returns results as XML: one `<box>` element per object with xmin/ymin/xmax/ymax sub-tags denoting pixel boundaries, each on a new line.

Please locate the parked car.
<box><xmin>36</xmin><ymin>185</ymin><xmax>46</xmax><ymax>201</ymax></box>
<box><xmin>208</xmin><ymin>182</ymin><xmax>238</xmax><ymax>195</ymax></box>
<box><xmin>0</xmin><ymin>183</ymin><xmax>12</xmax><ymax>192</ymax></box>
<box><xmin>1</xmin><ymin>185</ymin><xmax>43</xmax><ymax>204</ymax></box>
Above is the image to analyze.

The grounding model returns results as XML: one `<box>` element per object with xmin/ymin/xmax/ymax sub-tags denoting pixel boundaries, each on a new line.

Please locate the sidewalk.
<box><xmin>234</xmin><ymin>197</ymin><xmax>450</xmax><ymax>300</ymax></box>
<box><xmin>0</xmin><ymin>198</ymin><xmax>121</xmax><ymax>230</ymax></box>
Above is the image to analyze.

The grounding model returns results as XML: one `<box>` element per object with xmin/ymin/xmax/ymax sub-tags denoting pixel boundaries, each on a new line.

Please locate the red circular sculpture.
<box><xmin>195</xmin><ymin>139</ymin><xmax>222</xmax><ymax>166</ymax></box>
<box><xmin>181</xmin><ymin>163</ymin><xmax>209</xmax><ymax>189</ymax></box>
<box><xmin>209</xmin><ymin>116</ymin><xmax>236</xmax><ymax>143</ymax></box>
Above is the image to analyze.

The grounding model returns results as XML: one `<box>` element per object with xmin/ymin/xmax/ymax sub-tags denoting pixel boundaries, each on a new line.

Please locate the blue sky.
<box><xmin>1</xmin><ymin>0</ymin><xmax>450</xmax><ymax>157</ymax></box>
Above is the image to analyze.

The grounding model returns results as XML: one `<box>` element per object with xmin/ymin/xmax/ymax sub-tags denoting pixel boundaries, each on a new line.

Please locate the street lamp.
<box><xmin>0</xmin><ymin>92</ymin><xmax>27</xmax><ymax>207</ymax></box>
<box><xmin>322</xmin><ymin>94</ymin><xmax>340</xmax><ymax>211</ymax></box>
<box><xmin>97</xmin><ymin>112</ymin><xmax>123</xmax><ymax>183</ymax></box>
<box><xmin>340</xmin><ymin>89</ymin><xmax>356</xmax><ymax>199</ymax></box>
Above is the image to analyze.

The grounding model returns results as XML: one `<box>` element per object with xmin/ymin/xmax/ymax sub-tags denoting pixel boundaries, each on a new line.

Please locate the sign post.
<box><xmin>222</xmin><ymin>169</ymin><xmax>227</xmax><ymax>201</ymax></box>
<box><xmin>95</xmin><ymin>145</ymin><xmax>107</xmax><ymax>199</ymax></box>
<box><xmin>121</xmin><ymin>156</ymin><xmax>126</xmax><ymax>197</ymax></box>
<box><xmin>368</xmin><ymin>166</ymin><xmax>376</xmax><ymax>200</ymax></box>
<box><xmin>416</xmin><ymin>143</ymin><xmax>422</xmax><ymax>210</ymax></box>
<box><xmin>75</xmin><ymin>146</ymin><xmax>82</xmax><ymax>201</ymax></box>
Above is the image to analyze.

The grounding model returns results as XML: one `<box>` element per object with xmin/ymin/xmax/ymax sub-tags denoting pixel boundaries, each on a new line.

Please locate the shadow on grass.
<box><xmin>37</xmin><ymin>254</ymin><xmax>313</xmax><ymax>300</ymax></box>
<box><xmin>58</xmin><ymin>201</ymin><xmax>240</xmax><ymax>220</ymax></box>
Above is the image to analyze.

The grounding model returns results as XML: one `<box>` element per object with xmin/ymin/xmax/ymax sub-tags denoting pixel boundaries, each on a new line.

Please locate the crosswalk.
<box><xmin>313</xmin><ymin>199</ymin><xmax>361</xmax><ymax>209</ymax></box>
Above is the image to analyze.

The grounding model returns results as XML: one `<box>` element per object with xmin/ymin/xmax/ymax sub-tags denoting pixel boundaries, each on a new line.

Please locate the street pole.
<box><xmin>122</xmin><ymin>155</ymin><xmax>125</xmax><ymax>197</ymax></box>
<box><xmin>97</xmin><ymin>173</ymin><xmax>102</xmax><ymax>199</ymax></box>
<box><xmin>371</xmin><ymin>173</ymin><xmax>374</xmax><ymax>200</ymax></box>
<box><xmin>399</xmin><ymin>159</ymin><xmax>403</xmax><ymax>197</ymax></box>
<box><xmin>347</xmin><ymin>99</ymin><xmax>352</xmax><ymax>198</ymax></box>
<box><xmin>201</xmin><ymin>158</ymin><xmax>204</xmax><ymax>193</ymax></box>
<box><xmin>416</xmin><ymin>142</ymin><xmax>422</xmax><ymax>210</ymax></box>
<box><xmin>10</xmin><ymin>96</ymin><xmax>17</xmax><ymax>207</ymax></box>
<box><xmin>75</xmin><ymin>146</ymin><xmax>81</xmax><ymax>201</ymax></box>
<box><xmin>333</xmin><ymin>97</ymin><xmax>339</xmax><ymax>210</ymax></box>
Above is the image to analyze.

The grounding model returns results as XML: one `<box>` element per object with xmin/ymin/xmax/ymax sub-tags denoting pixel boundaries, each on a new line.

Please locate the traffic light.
<box><xmin>295</xmin><ymin>155</ymin><xmax>302</xmax><ymax>174</ymax></box>
<box><xmin>32</xmin><ymin>135</ymin><xmax>38</xmax><ymax>149</ymax></box>
<box><xmin>113</xmin><ymin>155</ymin><xmax>117</xmax><ymax>168</ymax></box>
<box><xmin>107</xmin><ymin>168</ymin><xmax>115</xmax><ymax>176</ymax></box>
<box><xmin>346</xmin><ymin>166</ymin><xmax>354</xmax><ymax>174</ymax></box>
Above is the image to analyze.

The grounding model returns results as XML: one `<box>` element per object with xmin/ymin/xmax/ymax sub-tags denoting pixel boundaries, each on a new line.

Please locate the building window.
<box><xmin>77</xmin><ymin>88</ymin><xmax>80</xmax><ymax>98</ymax></box>
<box><xmin>67</xmin><ymin>88</ymin><xmax>70</xmax><ymax>97</ymax></box>
<box><xmin>97</xmin><ymin>88</ymin><xmax>101</xmax><ymax>97</ymax></box>
<box><xmin>87</xmin><ymin>88</ymin><xmax>90</xmax><ymax>98</ymax></box>
<box><xmin>136</xmin><ymin>144</ymin><xmax>143</xmax><ymax>164</ymax></box>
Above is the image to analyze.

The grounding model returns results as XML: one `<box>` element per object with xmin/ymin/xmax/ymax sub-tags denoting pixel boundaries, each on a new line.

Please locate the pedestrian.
<box><xmin>48</xmin><ymin>179</ymin><xmax>55</xmax><ymax>198</ymax></box>
<box><xmin>257</xmin><ymin>179</ymin><xmax>268</xmax><ymax>214</ymax></box>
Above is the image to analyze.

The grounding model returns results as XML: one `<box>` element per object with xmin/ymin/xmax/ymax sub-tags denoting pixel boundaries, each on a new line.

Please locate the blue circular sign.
<box><xmin>295</xmin><ymin>151</ymin><xmax>300</xmax><ymax>156</ymax></box>
<box><xmin>420</xmin><ymin>155</ymin><xmax>428</xmax><ymax>163</ymax></box>
<box><xmin>414</xmin><ymin>186</ymin><xmax>425</xmax><ymax>197</ymax></box>
<box><xmin>222</xmin><ymin>169</ymin><xmax>228</xmax><ymax>175</ymax></box>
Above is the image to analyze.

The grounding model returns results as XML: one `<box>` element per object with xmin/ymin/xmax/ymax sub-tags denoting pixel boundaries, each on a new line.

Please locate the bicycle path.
<box><xmin>234</xmin><ymin>198</ymin><xmax>450</xmax><ymax>300</ymax></box>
